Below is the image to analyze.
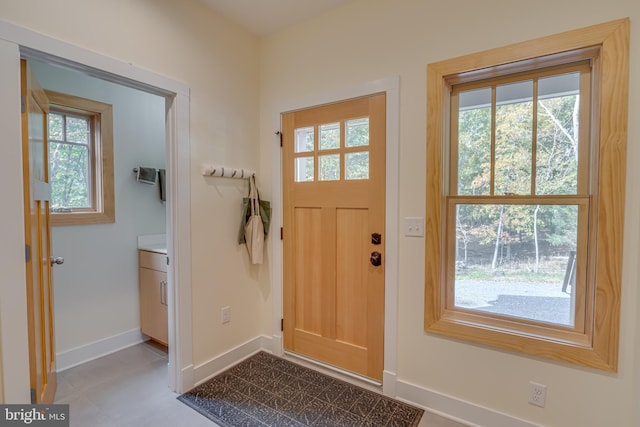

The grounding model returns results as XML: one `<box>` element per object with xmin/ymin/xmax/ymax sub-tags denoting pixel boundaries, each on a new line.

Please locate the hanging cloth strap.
<box><xmin>244</xmin><ymin>175</ymin><xmax>264</xmax><ymax>264</ymax></box>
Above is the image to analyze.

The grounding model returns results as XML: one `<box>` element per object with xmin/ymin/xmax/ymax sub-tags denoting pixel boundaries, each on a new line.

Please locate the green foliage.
<box><xmin>346</xmin><ymin>118</ymin><xmax>369</xmax><ymax>147</ymax></box>
<box><xmin>495</xmin><ymin>102</ymin><xmax>532</xmax><ymax>195</ymax></box>
<box><xmin>455</xmin><ymin>91</ymin><xmax>581</xmax><ymax>269</ymax></box>
<box><xmin>319</xmin><ymin>154</ymin><xmax>339</xmax><ymax>180</ymax></box>
<box><xmin>458</xmin><ymin>107</ymin><xmax>491</xmax><ymax>195</ymax></box>
<box><xmin>48</xmin><ymin>112</ymin><xmax>91</xmax><ymax>209</ymax></box>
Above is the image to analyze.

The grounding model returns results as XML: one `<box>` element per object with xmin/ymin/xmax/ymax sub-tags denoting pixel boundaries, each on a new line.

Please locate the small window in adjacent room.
<box><xmin>425</xmin><ymin>20</ymin><xmax>629</xmax><ymax>371</ymax></box>
<box><xmin>46</xmin><ymin>90</ymin><xmax>114</xmax><ymax>225</ymax></box>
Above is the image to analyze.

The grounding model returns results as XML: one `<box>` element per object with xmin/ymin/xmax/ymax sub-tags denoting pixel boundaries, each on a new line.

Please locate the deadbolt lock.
<box><xmin>371</xmin><ymin>233</ymin><xmax>382</xmax><ymax>245</ymax></box>
<box><xmin>370</xmin><ymin>251</ymin><xmax>382</xmax><ymax>267</ymax></box>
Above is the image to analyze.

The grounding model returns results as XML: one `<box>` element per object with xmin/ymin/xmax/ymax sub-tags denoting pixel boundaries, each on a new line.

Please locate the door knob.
<box><xmin>370</xmin><ymin>251</ymin><xmax>382</xmax><ymax>267</ymax></box>
<box><xmin>50</xmin><ymin>256</ymin><xmax>64</xmax><ymax>266</ymax></box>
<box><xmin>371</xmin><ymin>233</ymin><xmax>382</xmax><ymax>245</ymax></box>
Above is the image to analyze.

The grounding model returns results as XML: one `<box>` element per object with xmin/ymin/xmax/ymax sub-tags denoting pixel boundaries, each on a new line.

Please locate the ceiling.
<box><xmin>199</xmin><ymin>0</ymin><xmax>353</xmax><ymax>37</ymax></box>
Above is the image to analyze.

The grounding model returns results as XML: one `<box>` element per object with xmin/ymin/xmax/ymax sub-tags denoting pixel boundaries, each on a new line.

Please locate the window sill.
<box><xmin>51</xmin><ymin>210</ymin><xmax>115</xmax><ymax>226</ymax></box>
<box><xmin>426</xmin><ymin>311</ymin><xmax>615</xmax><ymax>371</ymax></box>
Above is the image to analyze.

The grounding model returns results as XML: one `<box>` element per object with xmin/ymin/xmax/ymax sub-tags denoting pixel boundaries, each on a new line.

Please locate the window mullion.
<box><xmin>61</xmin><ymin>114</ymin><xmax>67</xmax><ymax>142</ymax></box>
<box><xmin>531</xmin><ymin>78</ymin><xmax>539</xmax><ymax>196</ymax></box>
<box><xmin>490</xmin><ymin>87</ymin><xmax>496</xmax><ymax>196</ymax></box>
<box><xmin>449</xmin><ymin>90</ymin><xmax>460</xmax><ymax>196</ymax></box>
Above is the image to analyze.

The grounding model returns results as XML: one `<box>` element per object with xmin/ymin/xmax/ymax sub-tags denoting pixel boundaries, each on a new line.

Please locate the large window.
<box><xmin>425</xmin><ymin>20</ymin><xmax>629</xmax><ymax>371</ymax></box>
<box><xmin>450</xmin><ymin>62</ymin><xmax>590</xmax><ymax>328</ymax></box>
<box><xmin>46</xmin><ymin>91</ymin><xmax>114</xmax><ymax>225</ymax></box>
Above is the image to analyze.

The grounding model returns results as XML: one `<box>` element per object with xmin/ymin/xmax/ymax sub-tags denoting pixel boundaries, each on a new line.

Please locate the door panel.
<box><xmin>283</xmin><ymin>93</ymin><xmax>386</xmax><ymax>380</ymax></box>
<box><xmin>21</xmin><ymin>59</ymin><xmax>57</xmax><ymax>403</ymax></box>
<box><xmin>293</xmin><ymin>208</ymin><xmax>323</xmax><ymax>335</ymax></box>
<box><xmin>336</xmin><ymin>208</ymin><xmax>368</xmax><ymax>347</ymax></box>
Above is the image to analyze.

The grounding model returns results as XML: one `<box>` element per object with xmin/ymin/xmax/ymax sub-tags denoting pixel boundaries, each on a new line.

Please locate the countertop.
<box><xmin>138</xmin><ymin>245</ymin><xmax>167</xmax><ymax>255</ymax></box>
<box><xmin>138</xmin><ymin>234</ymin><xmax>167</xmax><ymax>255</ymax></box>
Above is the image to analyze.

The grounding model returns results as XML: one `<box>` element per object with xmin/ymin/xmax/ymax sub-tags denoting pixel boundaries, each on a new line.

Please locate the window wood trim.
<box><xmin>425</xmin><ymin>19</ymin><xmax>629</xmax><ymax>371</ymax></box>
<box><xmin>46</xmin><ymin>90</ymin><xmax>115</xmax><ymax>226</ymax></box>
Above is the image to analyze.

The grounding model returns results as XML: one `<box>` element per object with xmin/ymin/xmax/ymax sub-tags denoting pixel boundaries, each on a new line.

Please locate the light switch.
<box><xmin>404</xmin><ymin>217</ymin><xmax>424</xmax><ymax>237</ymax></box>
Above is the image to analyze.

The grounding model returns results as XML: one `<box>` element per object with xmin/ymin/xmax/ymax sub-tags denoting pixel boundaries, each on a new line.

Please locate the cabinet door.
<box><xmin>139</xmin><ymin>267</ymin><xmax>168</xmax><ymax>345</ymax></box>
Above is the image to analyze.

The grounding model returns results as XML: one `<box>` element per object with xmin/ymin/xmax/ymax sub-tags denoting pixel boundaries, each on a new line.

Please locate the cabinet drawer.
<box><xmin>139</xmin><ymin>250</ymin><xmax>167</xmax><ymax>272</ymax></box>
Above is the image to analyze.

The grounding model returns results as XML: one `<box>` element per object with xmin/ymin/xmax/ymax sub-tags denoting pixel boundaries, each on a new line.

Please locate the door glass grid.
<box><xmin>294</xmin><ymin>117</ymin><xmax>370</xmax><ymax>182</ymax></box>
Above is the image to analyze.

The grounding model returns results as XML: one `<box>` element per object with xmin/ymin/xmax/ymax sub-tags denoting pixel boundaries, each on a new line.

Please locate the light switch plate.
<box><xmin>404</xmin><ymin>217</ymin><xmax>424</xmax><ymax>237</ymax></box>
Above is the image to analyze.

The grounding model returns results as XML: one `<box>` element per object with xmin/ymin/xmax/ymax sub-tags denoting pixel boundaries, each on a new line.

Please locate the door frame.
<box><xmin>271</xmin><ymin>76</ymin><xmax>400</xmax><ymax>396</ymax></box>
<box><xmin>0</xmin><ymin>20</ymin><xmax>194</xmax><ymax>401</ymax></box>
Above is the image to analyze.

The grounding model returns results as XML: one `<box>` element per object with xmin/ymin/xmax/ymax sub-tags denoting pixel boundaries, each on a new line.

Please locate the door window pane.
<box><xmin>495</xmin><ymin>81</ymin><xmax>533</xmax><ymax>195</ymax></box>
<box><xmin>320</xmin><ymin>122</ymin><xmax>340</xmax><ymax>150</ymax></box>
<box><xmin>295</xmin><ymin>127</ymin><xmax>314</xmax><ymax>153</ymax></box>
<box><xmin>458</xmin><ymin>88</ymin><xmax>492</xmax><ymax>196</ymax></box>
<box><xmin>346</xmin><ymin>118</ymin><xmax>369</xmax><ymax>147</ymax></box>
<box><xmin>453</xmin><ymin>203</ymin><xmax>578</xmax><ymax>326</ymax></box>
<box><xmin>536</xmin><ymin>72</ymin><xmax>580</xmax><ymax>195</ymax></box>
<box><xmin>295</xmin><ymin>157</ymin><xmax>314</xmax><ymax>182</ymax></box>
<box><xmin>319</xmin><ymin>154</ymin><xmax>340</xmax><ymax>181</ymax></box>
<box><xmin>346</xmin><ymin>152</ymin><xmax>369</xmax><ymax>180</ymax></box>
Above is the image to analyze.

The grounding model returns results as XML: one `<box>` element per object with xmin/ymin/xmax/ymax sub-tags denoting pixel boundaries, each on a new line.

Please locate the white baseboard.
<box><xmin>383</xmin><ymin>370</ymin><xmax>397</xmax><ymax>397</ymax></box>
<box><xmin>192</xmin><ymin>335</ymin><xmax>272</xmax><ymax>386</ymax></box>
<box><xmin>396</xmin><ymin>379</ymin><xmax>542</xmax><ymax>427</ymax></box>
<box><xmin>56</xmin><ymin>329</ymin><xmax>146</xmax><ymax>372</ymax></box>
<box><xmin>270</xmin><ymin>333</ymin><xmax>283</xmax><ymax>357</ymax></box>
<box><xmin>179</xmin><ymin>363</ymin><xmax>195</xmax><ymax>394</ymax></box>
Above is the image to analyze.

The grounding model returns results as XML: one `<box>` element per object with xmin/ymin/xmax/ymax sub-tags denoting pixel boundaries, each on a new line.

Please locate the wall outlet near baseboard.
<box><xmin>221</xmin><ymin>306</ymin><xmax>231</xmax><ymax>324</ymax></box>
<box><xmin>528</xmin><ymin>382</ymin><xmax>547</xmax><ymax>407</ymax></box>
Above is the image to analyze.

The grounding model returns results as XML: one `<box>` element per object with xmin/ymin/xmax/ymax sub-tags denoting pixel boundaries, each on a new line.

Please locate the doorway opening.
<box><xmin>0</xmin><ymin>22</ymin><xmax>192</xmax><ymax>402</ymax></box>
<box><xmin>22</xmin><ymin>55</ymin><xmax>172</xmax><ymax>402</ymax></box>
<box><xmin>27</xmin><ymin>58</ymin><xmax>169</xmax><ymax>390</ymax></box>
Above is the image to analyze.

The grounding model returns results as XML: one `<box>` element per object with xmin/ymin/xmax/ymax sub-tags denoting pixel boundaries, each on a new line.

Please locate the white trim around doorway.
<box><xmin>270</xmin><ymin>76</ymin><xmax>400</xmax><ymax>396</ymax></box>
<box><xmin>0</xmin><ymin>19</ymin><xmax>193</xmax><ymax>400</ymax></box>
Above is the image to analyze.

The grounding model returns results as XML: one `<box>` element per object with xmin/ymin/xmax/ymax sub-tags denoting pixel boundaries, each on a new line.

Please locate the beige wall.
<box><xmin>2</xmin><ymin>0</ymin><xmax>640</xmax><ymax>424</ymax></box>
<box><xmin>0</xmin><ymin>0</ymin><xmax>264</xmax><ymax>368</ymax></box>
<box><xmin>259</xmin><ymin>1</ymin><xmax>640</xmax><ymax>426</ymax></box>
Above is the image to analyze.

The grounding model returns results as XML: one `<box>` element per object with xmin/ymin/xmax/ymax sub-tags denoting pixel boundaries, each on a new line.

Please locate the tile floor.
<box><xmin>55</xmin><ymin>341</ymin><xmax>468</xmax><ymax>427</ymax></box>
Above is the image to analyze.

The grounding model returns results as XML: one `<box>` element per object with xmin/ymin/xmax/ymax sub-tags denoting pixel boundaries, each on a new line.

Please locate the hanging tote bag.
<box><xmin>244</xmin><ymin>175</ymin><xmax>264</xmax><ymax>264</ymax></box>
<box><xmin>237</xmin><ymin>178</ymin><xmax>272</xmax><ymax>244</ymax></box>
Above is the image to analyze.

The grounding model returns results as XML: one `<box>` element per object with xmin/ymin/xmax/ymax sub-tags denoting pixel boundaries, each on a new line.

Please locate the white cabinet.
<box><xmin>139</xmin><ymin>250</ymin><xmax>168</xmax><ymax>345</ymax></box>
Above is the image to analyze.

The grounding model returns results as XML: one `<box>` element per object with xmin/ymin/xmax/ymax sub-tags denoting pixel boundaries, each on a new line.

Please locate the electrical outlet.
<box><xmin>221</xmin><ymin>306</ymin><xmax>231</xmax><ymax>324</ymax></box>
<box><xmin>528</xmin><ymin>382</ymin><xmax>547</xmax><ymax>407</ymax></box>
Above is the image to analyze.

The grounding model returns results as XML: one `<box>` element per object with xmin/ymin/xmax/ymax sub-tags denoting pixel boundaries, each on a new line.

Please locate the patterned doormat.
<box><xmin>178</xmin><ymin>351</ymin><xmax>423</xmax><ymax>426</ymax></box>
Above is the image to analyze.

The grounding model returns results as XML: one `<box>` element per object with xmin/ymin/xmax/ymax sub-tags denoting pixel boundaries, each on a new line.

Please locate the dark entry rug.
<box><xmin>178</xmin><ymin>351</ymin><xmax>423</xmax><ymax>426</ymax></box>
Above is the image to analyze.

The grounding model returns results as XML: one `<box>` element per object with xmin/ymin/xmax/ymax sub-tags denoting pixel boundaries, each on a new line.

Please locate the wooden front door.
<box><xmin>282</xmin><ymin>93</ymin><xmax>386</xmax><ymax>381</ymax></box>
<box><xmin>21</xmin><ymin>59</ymin><xmax>57</xmax><ymax>403</ymax></box>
